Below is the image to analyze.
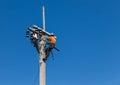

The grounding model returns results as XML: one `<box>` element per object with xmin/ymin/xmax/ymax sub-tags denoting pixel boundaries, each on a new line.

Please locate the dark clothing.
<box><xmin>44</xmin><ymin>44</ymin><xmax>55</xmax><ymax>61</ymax></box>
<box><xmin>31</xmin><ymin>37</ymin><xmax>39</xmax><ymax>53</ymax></box>
<box><xmin>30</xmin><ymin>33</ymin><xmax>39</xmax><ymax>53</ymax></box>
<box><xmin>33</xmin><ymin>39</ymin><xmax>39</xmax><ymax>53</ymax></box>
<box><xmin>43</xmin><ymin>35</ymin><xmax>56</xmax><ymax>61</ymax></box>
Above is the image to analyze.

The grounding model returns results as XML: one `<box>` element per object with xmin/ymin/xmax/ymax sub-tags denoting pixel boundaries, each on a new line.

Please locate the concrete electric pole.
<box><xmin>39</xmin><ymin>5</ymin><xmax>46</xmax><ymax>85</ymax></box>
<box><xmin>26</xmin><ymin>5</ymin><xmax>58</xmax><ymax>85</ymax></box>
<box><xmin>26</xmin><ymin>6</ymin><xmax>48</xmax><ymax>85</ymax></box>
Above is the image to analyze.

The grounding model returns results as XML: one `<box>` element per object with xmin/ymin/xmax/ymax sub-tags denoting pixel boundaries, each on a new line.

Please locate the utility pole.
<box><xmin>39</xmin><ymin>5</ymin><xmax>46</xmax><ymax>85</ymax></box>
<box><xmin>26</xmin><ymin>4</ymin><xmax>58</xmax><ymax>85</ymax></box>
<box><xmin>26</xmin><ymin>5</ymin><xmax>49</xmax><ymax>85</ymax></box>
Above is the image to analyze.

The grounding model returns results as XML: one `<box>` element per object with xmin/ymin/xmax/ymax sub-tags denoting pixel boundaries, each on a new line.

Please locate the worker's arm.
<box><xmin>46</xmin><ymin>36</ymin><xmax>50</xmax><ymax>39</ymax></box>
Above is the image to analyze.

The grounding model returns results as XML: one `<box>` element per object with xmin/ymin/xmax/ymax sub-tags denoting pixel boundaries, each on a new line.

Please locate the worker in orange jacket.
<box><xmin>44</xmin><ymin>33</ymin><xmax>56</xmax><ymax>61</ymax></box>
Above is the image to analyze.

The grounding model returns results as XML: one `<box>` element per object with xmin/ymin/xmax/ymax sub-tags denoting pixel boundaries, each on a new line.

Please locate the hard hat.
<box><xmin>50</xmin><ymin>33</ymin><xmax>54</xmax><ymax>36</ymax></box>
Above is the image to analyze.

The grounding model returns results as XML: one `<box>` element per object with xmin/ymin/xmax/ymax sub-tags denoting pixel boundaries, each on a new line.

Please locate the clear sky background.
<box><xmin>0</xmin><ymin>0</ymin><xmax>120</xmax><ymax>85</ymax></box>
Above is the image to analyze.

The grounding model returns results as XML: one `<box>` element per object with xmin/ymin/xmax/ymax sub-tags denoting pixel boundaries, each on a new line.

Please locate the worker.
<box><xmin>44</xmin><ymin>33</ymin><xmax>56</xmax><ymax>61</ymax></box>
<box><xmin>31</xmin><ymin>32</ymin><xmax>39</xmax><ymax>53</ymax></box>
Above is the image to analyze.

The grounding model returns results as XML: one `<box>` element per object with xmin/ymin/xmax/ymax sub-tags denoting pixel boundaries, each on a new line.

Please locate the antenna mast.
<box><xmin>42</xmin><ymin>5</ymin><xmax>46</xmax><ymax>30</ymax></box>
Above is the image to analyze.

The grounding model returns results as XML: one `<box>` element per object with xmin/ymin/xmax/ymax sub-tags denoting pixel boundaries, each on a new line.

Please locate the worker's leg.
<box><xmin>44</xmin><ymin>44</ymin><xmax>53</xmax><ymax>61</ymax></box>
<box><xmin>46</xmin><ymin>47</ymin><xmax>52</xmax><ymax>58</ymax></box>
<box><xmin>33</xmin><ymin>39</ymin><xmax>39</xmax><ymax>53</ymax></box>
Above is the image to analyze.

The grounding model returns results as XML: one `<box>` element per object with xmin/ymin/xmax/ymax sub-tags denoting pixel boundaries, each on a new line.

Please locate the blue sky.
<box><xmin>0</xmin><ymin>0</ymin><xmax>120</xmax><ymax>85</ymax></box>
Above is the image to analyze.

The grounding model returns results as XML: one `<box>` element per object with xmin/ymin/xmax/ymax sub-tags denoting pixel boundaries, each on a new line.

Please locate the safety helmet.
<box><xmin>50</xmin><ymin>33</ymin><xmax>54</xmax><ymax>36</ymax></box>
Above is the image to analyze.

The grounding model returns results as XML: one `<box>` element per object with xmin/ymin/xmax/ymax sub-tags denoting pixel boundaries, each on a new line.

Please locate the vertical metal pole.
<box><xmin>39</xmin><ymin>5</ymin><xmax>46</xmax><ymax>85</ymax></box>
<box><xmin>42</xmin><ymin>6</ymin><xmax>46</xmax><ymax>30</ymax></box>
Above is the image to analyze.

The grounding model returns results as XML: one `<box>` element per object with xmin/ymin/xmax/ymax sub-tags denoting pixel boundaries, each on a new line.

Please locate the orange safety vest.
<box><xmin>47</xmin><ymin>36</ymin><xmax>56</xmax><ymax>45</ymax></box>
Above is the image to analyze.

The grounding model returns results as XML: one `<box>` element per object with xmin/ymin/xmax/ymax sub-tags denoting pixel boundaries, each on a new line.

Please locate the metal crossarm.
<box><xmin>32</xmin><ymin>25</ymin><xmax>51</xmax><ymax>35</ymax></box>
